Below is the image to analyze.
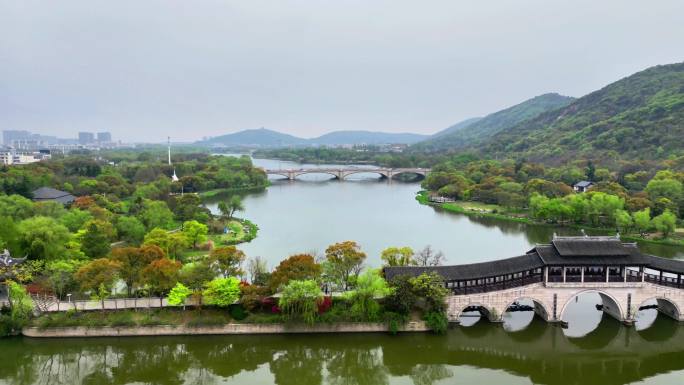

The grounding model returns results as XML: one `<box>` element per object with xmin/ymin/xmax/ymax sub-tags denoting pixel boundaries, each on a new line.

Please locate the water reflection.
<box><xmin>3</xmin><ymin>321</ymin><xmax>684</xmax><ymax>385</ymax></box>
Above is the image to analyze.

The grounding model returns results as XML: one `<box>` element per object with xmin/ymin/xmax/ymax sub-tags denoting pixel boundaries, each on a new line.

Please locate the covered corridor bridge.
<box><xmin>384</xmin><ymin>235</ymin><xmax>684</xmax><ymax>325</ymax></box>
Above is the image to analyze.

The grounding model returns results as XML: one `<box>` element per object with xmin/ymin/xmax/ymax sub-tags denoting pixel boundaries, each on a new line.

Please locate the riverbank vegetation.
<box><xmin>420</xmin><ymin>159</ymin><xmax>684</xmax><ymax>244</ymax></box>
<box><xmin>5</xmin><ymin>239</ymin><xmax>450</xmax><ymax>336</ymax></box>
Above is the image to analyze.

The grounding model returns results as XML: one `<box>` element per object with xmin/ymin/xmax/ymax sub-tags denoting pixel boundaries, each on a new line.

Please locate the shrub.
<box><xmin>317</xmin><ymin>296</ymin><xmax>333</xmax><ymax>314</ymax></box>
<box><xmin>384</xmin><ymin>311</ymin><xmax>408</xmax><ymax>335</ymax></box>
<box><xmin>203</xmin><ymin>277</ymin><xmax>241</xmax><ymax>307</ymax></box>
<box><xmin>229</xmin><ymin>304</ymin><xmax>248</xmax><ymax>321</ymax></box>
<box><xmin>385</xmin><ymin>275</ymin><xmax>417</xmax><ymax>315</ymax></box>
<box><xmin>424</xmin><ymin>311</ymin><xmax>448</xmax><ymax>334</ymax></box>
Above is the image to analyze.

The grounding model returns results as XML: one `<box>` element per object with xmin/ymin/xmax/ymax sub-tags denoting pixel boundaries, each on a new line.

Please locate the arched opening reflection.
<box><xmin>561</xmin><ymin>291</ymin><xmax>623</xmax><ymax>338</ymax></box>
<box><xmin>502</xmin><ymin>298</ymin><xmax>548</xmax><ymax>332</ymax></box>
<box><xmin>636</xmin><ymin>297</ymin><xmax>682</xmax><ymax>332</ymax></box>
<box><xmin>458</xmin><ymin>305</ymin><xmax>491</xmax><ymax>327</ymax></box>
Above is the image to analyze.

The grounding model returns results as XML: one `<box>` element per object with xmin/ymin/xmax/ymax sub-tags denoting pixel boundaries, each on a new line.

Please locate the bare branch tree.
<box><xmin>415</xmin><ymin>245</ymin><xmax>446</xmax><ymax>266</ymax></box>
<box><xmin>247</xmin><ymin>256</ymin><xmax>268</xmax><ymax>284</ymax></box>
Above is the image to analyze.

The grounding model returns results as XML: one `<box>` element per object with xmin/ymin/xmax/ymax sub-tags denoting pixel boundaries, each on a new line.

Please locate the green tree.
<box><xmin>143</xmin><ymin>228</ymin><xmax>171</xmax><ymax>254</ymax></box>
<box><xmin>182</xmin><ymin>220</ymin><xmax>208</xmax><ymax>248</ymax></box>
<box><xmin>324</xmin><ymin>241</ymin><xmax>367</xmax><ymax>290</ymax></box>
<box><xmin>138</xmin><ymin>200</ymin><xmax>174</xmax><ymax>230</ymax></box>
<box><xmin>167</xmin><ymin>282</ymin><xmax>192</xmax><ymax>308</ymax></box>
<box><xmin>7</xmin><ymin>281</ymin><xmax>34</xmax><ymax>328</ymax></box>
<box><xmin>615</xmin><ymin>209</ymin><xmax>633</xmax><ymax>233</ymax></box>
<box><xmin>652</xmin><ymin>210</ymin><xmax>677</xmax><ymax>238</ymax></box>
<box><xmin>278</xmin><ymin>279</ymin><xmax>323</xmax><ymax>324</ymax></box>
<box><xmin>0</xmin><ymin>194</ymin><xmax>35</xmax><ymax>220</ymax></box>
<box><xmin>343</xmin><ymin>269</ymin><xmax>391</xmax><ymax>321</ymax></box>
<box><xmin>60</xmin><ymin>209</ymin><xmax>93</xmax><ymax>232</ymax></box>
<box><xmin>179</xmin><ymin>261</ymin><xmax>216</xmax><ymax>305</ymax></box>
<box><xmin>45</xmin><ymin>259</ymin><xmax>83</xmax><ymax>300</ymax></box>
<box><xmin>221</xmin><ymin>195</ymin><xmax>245</xmax><ymax>219</ymax></box>
<box><xmin>380</xmin><ymin>246</ymin><xmax>415</xmax><ymax>266</ymax></box>
<box><xmin>385</xmin><ymin>275</ymin><xmax>418</xmax><ymax>315</ymax></box>
<box><xmin>645</xmin><ymin>178</ymin><xmax>683</xmax><ymax>203</ymax></box>
<box><xmin>410</xmin><ymin>272</ymin><xmax>448</xmax><ymax>313</ymax></box>
<box><xmin>167</xmin><ymin>232</ymin><xmax>190</xmax><ymax>259</ymax></box>
<box><xmin>115</xmin><ymin>216</ymin><xmax>146</xmax><ymax>245</ymax></box>
<box><xmin>269</xmin><ymin>254</ymin><xmax>322</xmax><ymax>291</ymax></box>
<box><xmin>81</xmin><ymin>221</ymin><xmax>112</xmax><ymax>259</ymax></box>
<box><xmin>203</xmin><ymin>277</ymin><xmax>241</xmax><ymax>307</ymax></box>
<box><xmin>208</xmin><ymin>246</ymin><xmax>246</xmax><ymax>277</ymax></box>
<box><xmin>17</xmin><ymin>216</ymin><xmax>71</xmax><ymax>260</ymax></box>
<box><xmin>632</xmin><ymin>208</ymin><xmax>652</xmax><ymax>236</ymax></box>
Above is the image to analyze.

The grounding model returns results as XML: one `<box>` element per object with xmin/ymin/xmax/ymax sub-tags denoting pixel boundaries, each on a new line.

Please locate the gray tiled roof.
<box><xmin>32</xmin><ymin>187</ymin><xmax>76</xmax><ymax>204</ymax></box>
<box><xmin>384</xmin><ymin>253</ymin><xmax>544</xmax><ymax>281</ymax></box>
<box><xmin>384</xmin><ymin>236</ymin><xmax>684</xmax><ymax>282</ymax></box>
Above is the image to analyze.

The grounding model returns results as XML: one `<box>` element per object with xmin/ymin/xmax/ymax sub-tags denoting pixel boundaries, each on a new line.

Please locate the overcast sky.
<box><xmin>1</xmin><ymin>1</ymin><xmax>683</xmax><ymax>142</ymax></box>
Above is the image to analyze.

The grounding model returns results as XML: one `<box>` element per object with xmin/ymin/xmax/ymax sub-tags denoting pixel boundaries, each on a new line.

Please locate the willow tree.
<box><xmin>278</xmin><ymin>280</ymin><xmax>323</xmax><ymax>324</ymax></box>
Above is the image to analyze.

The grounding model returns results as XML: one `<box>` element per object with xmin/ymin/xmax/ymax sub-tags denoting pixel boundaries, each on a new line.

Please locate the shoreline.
<box><xmin>415</xmin><ymin>192</ymin><xmax>684</xmax><ymax>247</ymax></box>
<box><xmin>198</xmin><ymin>184</ymin><xmax>269</xmax><ymax>199</ymax></box>
<box><xmin>22</xmin><ymin>321</ymin><xmax>429</xmax><ymax>338</ymax></box>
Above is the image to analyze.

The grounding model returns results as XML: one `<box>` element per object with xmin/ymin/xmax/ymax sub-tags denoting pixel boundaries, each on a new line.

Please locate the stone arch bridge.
<box><xmin>384</xmin><ymin>235</ymin><xmax>684</xmax><ymax>325</ymax></box>
<box><xmin>263</xmin><ymin>167</ymin><xmax>430</xmax><ymax>181</ymax></box>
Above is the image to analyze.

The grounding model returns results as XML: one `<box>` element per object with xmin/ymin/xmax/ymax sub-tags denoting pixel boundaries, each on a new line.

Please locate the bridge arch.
<box><xmin>454</xmin><ymin>302</ymin><xmax>496</xmax><ymax>324</ymax></box>
<box><xmin>502</xmin><ymin>297</ymin><xmax>551</xmax><ymax>323</ymax></box>
<box><xmin>560</xmin><ymin>289</ymin><xmax>625</xmax><ymax>323</ymax></box>
<box><xmin>638</xmin><ymin>296</ymin><xmax>682</xmax><ymax>321</ymax></box>
<box><xmin>293</xmin><ymin>171</ymin><xmax>340</xmax><ymax>180</ymax></box>
<box><xmin>391</xmin><ymin>170</ymin><xmax>427</xmax><ymax>180</ymax></box>
<box><xmin>341</xmin><ymin>170</ymin><xmax>389</xmax><ymax>180</ymax></box>
<box><xmin>266</xmin><ymin>172</ymin><xmax>291</xmax><ymax>180</ymax></box>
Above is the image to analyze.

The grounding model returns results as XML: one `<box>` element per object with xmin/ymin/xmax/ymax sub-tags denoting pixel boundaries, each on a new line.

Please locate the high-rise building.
<box><xmin>2</xmin><ymin>130</ymin><xmax>31</xmax><ymax>145</ymax></box>
<box><xmin>78</xmin><ymin>132</ymin><xmax>95</xmax><ymax>145</ymax></box>
<box><xmin>97</xmin><ymin>132</ymin><xmax>112</xmax><ymax>143</ymax></box>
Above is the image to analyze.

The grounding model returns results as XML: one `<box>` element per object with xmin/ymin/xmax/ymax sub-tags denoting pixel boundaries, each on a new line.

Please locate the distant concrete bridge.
<box><xmin>263</xmin><ymin>167</ymin><xmax>430</xmax><ymax>181</ymax></box>
<box><xmin>385</xmin><ymin>235</ymin><xmax>684</xmax><ymax>326</ymax></box>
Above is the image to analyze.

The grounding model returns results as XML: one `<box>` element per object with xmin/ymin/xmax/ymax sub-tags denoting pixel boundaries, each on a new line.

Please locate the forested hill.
<box><xmin>478</xmin><ymin>62</ymin><xmax>684</xmax><ymax>164</ymax></box>
<box><xmin>196</xmin><ymin>128</ymin><xmax>308</xmax><ymax>147</ymax></box>
<box><xmin>414</xmin><ymin>93</ymin><xmax>575</xmax><ymax>151</ymax></box>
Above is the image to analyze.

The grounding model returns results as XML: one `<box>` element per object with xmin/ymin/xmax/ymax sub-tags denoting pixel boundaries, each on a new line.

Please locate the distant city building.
<box><xmin>97</xmin><ymin>132</ymin><xmax>112</xmax><ymax>143</ymax></box>
<box><xmin>0</xmin><ymin>149</ymin><xmax>44</xmax><ymax>165</ymax></box>
<box><xmin>2</xmin><ymin>130</ymin><xmax>31</xmax><ymax>145</ymax></box>
<box><xmin>78</xmin><ymin>132</ymin><xmax>95</xmax><ymax>145</ymax></box>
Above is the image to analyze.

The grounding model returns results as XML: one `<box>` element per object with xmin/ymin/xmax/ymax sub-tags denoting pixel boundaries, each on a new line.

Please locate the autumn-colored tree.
<box><xmin>143</xmin><ymin>257</ymin><xmax>182</xmax><ymax>303</ymax></box>
<box><xmin>74</xmin><ymin>258</ymin><xmax>122</xmax><ymax>310</ymax></box>
<box><xmin>208</xmin><ymin>246</ymin><xmax>246</xmax><ymax>278</ymax></box>
<box><xmin>268</xmin><ymin>254</ymin><xmax>322</xmax><ymax>291</ymax></box>
<box><xmin>324</xmin><ymin>241</ymin><xmax>366</xmax><ymax>290</ymax></box>
<box><xmin>72</xmin><ymin>196</ymin><xmax>96</xmax><ymax>210</ymax></box>
<box><xmin>111</xmin><ymin>245</ymin><xmax>163</xmax><ymax>295</ymax></box>
<box><xmin>380</xmin><ymin>246</ymin><xmax>415</xmax><ymax>266</ymax></box>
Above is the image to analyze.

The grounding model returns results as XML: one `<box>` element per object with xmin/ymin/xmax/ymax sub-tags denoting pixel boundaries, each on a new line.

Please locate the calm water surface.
<box><xmin>2</xmin><ymin>316</ymin><xmax>684</xmax><ymax>385</ymax></box>
<box><xmin>2</xmin><ymin>156</ymin><xmax>683</xmax><ymax>384</ymax></box>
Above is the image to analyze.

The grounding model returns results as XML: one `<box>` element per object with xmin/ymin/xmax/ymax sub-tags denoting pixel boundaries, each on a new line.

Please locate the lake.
<box><xmin>204</xmin><ymin>156</ymin><xmax>684</xmax><ymax>266</ymax></box>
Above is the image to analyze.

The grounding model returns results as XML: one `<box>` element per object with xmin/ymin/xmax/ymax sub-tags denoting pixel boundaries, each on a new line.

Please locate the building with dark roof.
<box><xmin>384</xmin><ymin>235</ymin><xmax>684</xmax><ymax>295</ymax></box>
<box><xmin>573</xmin><ymin>180</ymin><xmax>594</xmax><ymax>192</ymax></box>
<box><xmin>31</xmin><ymin>187</ymin><xmax>76</xmax><ymax>205</ymax></box>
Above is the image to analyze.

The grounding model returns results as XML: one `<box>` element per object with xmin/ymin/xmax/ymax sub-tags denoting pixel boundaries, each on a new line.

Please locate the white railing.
<box><xmin>32</xmin><ymin>296</ymin><xmax>200</xmax><ymax>312</ymax></box>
